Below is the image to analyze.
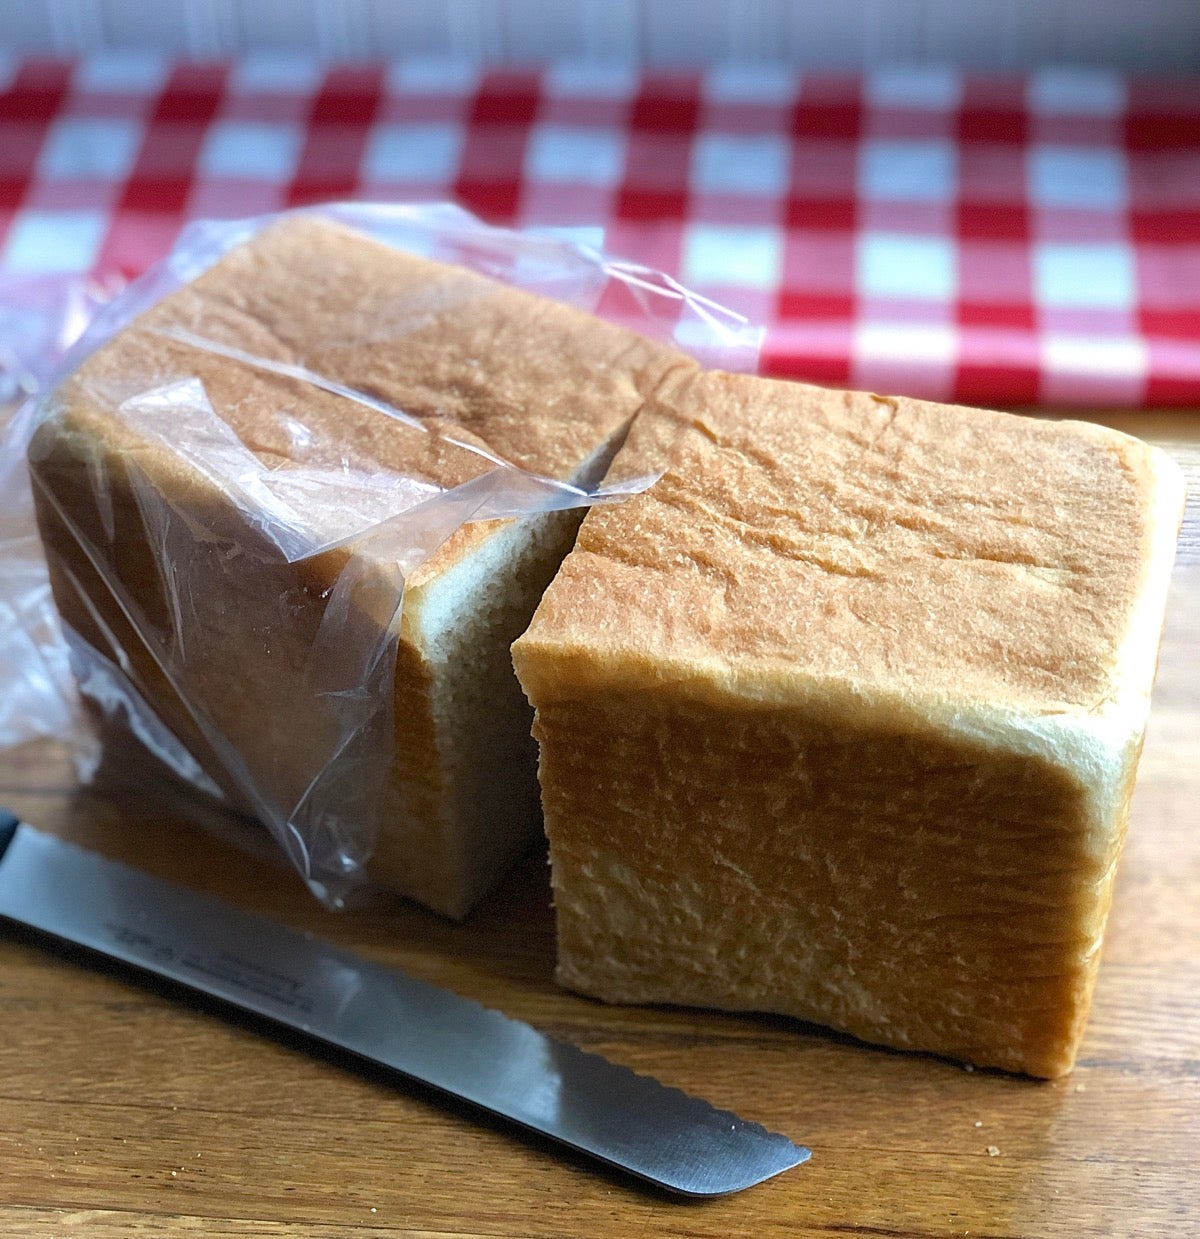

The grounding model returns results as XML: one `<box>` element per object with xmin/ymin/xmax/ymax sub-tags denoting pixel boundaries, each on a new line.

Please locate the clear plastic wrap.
<box><xmin>12</xmin><ymin>202</ymin><xmax>757</xmax><ymax>910</ymax></box>
<box><xmin>0</xmin><ymin>273</ymin><xmax>117</xmax><ymax>754</ymax></box>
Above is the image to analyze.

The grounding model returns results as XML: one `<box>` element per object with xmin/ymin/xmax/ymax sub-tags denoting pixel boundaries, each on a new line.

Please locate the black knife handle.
<box><xmin>0</xmin><ymin>810</ymin><xmax>19</xmax><ymax>862</ymax></box>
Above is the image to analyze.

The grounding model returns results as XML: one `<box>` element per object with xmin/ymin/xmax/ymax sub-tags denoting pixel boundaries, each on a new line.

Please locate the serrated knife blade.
<box><xmin>0</xmin><ymin>810</ymin><xmax>808</xmax><ymax>1196</ymax></box>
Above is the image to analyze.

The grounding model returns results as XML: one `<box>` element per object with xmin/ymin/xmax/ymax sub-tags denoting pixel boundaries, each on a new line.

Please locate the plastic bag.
<box><xmin>0</xmin><ymin>273</ymin><xmax>117</xmax><ymax>753</ymax></box>
<box><xmin>13</xmin><ymin>202</ymin><xmax>758</xmax><ymax>909</ymax></box>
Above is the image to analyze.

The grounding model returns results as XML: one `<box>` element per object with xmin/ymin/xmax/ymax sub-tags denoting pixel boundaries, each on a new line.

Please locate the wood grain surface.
<box><xmin>1</xmin><ymin>415</ymin><xmax>1197</xmax><ymax>1238</ymax></box>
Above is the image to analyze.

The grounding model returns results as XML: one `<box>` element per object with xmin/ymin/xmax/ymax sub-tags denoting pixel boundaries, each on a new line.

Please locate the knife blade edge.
<box><xmin>0</xmin><ymin>810</ymin><xmax>809</xmax><ymax>1196</ymax></box>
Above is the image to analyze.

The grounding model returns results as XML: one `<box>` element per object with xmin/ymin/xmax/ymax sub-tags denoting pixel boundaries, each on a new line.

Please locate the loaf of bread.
<box><xmin>29</xmin><ymin>215</ymin><xmax>694</xmax><ymax>915</ymax></box>
<box><xmin>512</xmin><ymin>372</ymin><xmax>1185</xmax><ymax>1076</ymax></box>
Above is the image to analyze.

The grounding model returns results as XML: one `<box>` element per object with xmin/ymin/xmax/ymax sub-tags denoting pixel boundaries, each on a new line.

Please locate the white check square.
<box><xmin>865</xmin><ymin>67</ymin><xmax>962</xmax><ymax>111</ymax></box>
<box><xmin>855</xmin><ymin>321</ymin><xmax>957</xmax><ymax>365</ymax></box>
<box><xmin>1029</xmin><ymin>69</ymin><xmax>1126</xmax><ymax>116</ymax></box>
<box><xmin>3</xmin><ymin>210</ymin><xmax>107</xmax><ymax>273</ymax></box>
<box><xmin>858</xmin><ymin>233</ymin><xmax>956</xmax><ymax>301</ymax></box>
<box><xmin>704</xmin><ymin>63</ymin><xmax>798</xmax><ymax>105</ymax></box>
<box><xmin>1043</xmin><ymin>334</ymin><xmax>1147</xmax><ymax>380</ymax></box>
<box><xmin>1029</xmin><ymin>145</ymin><xmax>1128</xmax><ymax>212</ymax></box>
<box><xmin>198</xmin><ymin>121</ymin><xmax>305</xmax><ymax>181</ymax></box>
<box><xmin>691</xmin><ymin>133</ymin><xmax>790</xmax><ymax>197</ymax></box>
<box><xmin>388</xmin><ymin>58</ymin><xmax>479</xmax><ymax>96</ymax></box>
<box><xmin>1034</xmin><ymin>242</ymin><xmax>1136</xmax><ymax>310</ymax></box>
<box><xmin>682</xmin><ymin>225</ymin><xmax>783</xmax><ymax>291</ymax></box>
<box><xmin>859</xmin><ymin>139</ymin><xmax>956</xmax><ymax>203</ymax></box>
<box><xmin>545</xmin><ymin>61</ymin><xmax>639</xmax><ymax>99</ymax></box>
<box><xmin>38</xmin><ymin>117</ymin><xmax>143</xmax><ymax>181</ymax></box>
<box><xmin>232</xmin><ymin>54</ymin><xmax>324</xmax><ymax>94</ymax></box>
<box><xmin>362</xmin><ymin>123</ymin><xmax>464</xmax><ymax>183</ymax></box>
<box><xmin>531</xmin><ymin>224</ymin><xmax>607</xmax><ymax>249</ymax></box>
<box><xmin>525</xmin><ymin>126</ymin><xmax>626</xmax><ymax>186</ymax></box>
<box><xmin>75</xmin><ymin>53</ymin><xmax>167</xmax><ymax>94</ymax></box>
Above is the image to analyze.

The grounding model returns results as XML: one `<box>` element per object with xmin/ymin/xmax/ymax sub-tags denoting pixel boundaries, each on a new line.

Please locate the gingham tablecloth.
<box><xmin>2</xmin><ymin>56</ymin><xmax>1199</xmax><ymax>406</ymax></box>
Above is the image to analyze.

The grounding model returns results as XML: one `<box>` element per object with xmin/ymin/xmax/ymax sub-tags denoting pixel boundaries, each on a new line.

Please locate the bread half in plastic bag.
<box><xmin>22</xmin><ymin>203</ymin><xmax>758</xmax><ymax>914</ymax></box>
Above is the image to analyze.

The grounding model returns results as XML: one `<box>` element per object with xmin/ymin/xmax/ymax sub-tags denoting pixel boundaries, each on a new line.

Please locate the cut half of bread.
<box><xmin>513</xmin><ymin>372</ymin><xmax>1185</xmax><ymax>1076</ymax></box>
<box><xmin>29</xmin><ymin>215</ymin><xmax>694</xmax><ymax>915</ymax></box>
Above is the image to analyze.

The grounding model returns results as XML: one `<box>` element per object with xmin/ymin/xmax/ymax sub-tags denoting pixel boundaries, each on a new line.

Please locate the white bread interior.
<box><xmin>512</xmin><ymin>373</ymin><xmax>1186</xmax><ymax>1076</ymax></box>
<box><xmin>379</xmin><ymin>440</ymin><xmax>623</xmax><ymax>914</ymax></box>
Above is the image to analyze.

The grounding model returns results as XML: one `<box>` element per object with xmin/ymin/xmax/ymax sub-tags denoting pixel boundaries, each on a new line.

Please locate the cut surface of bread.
<box><xmin>512</xmin><ymin>373</ymin><xmax>1185</xmax><ymax>1076</ymax></box>
<box><xmin>29</xmin><ymin>214</ymin><xmax>693</xmax><ymax>915</ymax></box>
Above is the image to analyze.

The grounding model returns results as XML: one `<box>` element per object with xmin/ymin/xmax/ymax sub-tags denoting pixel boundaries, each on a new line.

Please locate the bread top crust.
<box><xmin>42</xmin><ymin>215</ymin><xmax>691</xmax><ymax>592</ymax></box>
<box><xmin>515</xmin><ymin>371</ymin><xmax>1185</xmax><ymax>721</ymax></box>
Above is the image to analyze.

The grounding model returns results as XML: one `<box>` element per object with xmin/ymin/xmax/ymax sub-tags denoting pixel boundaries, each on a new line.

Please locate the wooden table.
<box><xmin>2</xmin><ymin>412</ymin><xmax>1198</xmax><ymax>1238</ymax></box>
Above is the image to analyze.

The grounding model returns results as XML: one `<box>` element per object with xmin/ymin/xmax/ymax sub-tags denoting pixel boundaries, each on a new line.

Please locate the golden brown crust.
<box><xmin>169</xmin><ymin>215</ymin><xmax>687</xmax><ymax>483</ymax></box>
<box><xmin>50</xmin><ymin>215</ymin><xmax>691</xmax><ymax>593</ymax></box>
<box><xmin>534</xmin><ymin>691</ymin><xmax>1101</xmax><ymax>1078</ymax></box>
<box><xmin>517</xmin><ymin>373</ymin><xmax>1172</xmax><ymax>717</ymax></box>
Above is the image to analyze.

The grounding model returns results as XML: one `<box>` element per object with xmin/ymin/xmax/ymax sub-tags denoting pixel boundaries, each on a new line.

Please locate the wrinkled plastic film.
<box><xmin>0</xmin><ymin>274</ymin><xmax>120</xmax><ymax>755</ymax></box>
<box><xmin>15</xmin><ymin>202</ymin><xmax>759</xmax><ymax>906</ymax></box>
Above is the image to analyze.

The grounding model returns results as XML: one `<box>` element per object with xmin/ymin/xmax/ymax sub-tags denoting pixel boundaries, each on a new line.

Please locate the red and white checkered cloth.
<box><xmin>3</xmin><ymin>56</ymin><xmax>1199</xmax><ymax>406</ymax></box>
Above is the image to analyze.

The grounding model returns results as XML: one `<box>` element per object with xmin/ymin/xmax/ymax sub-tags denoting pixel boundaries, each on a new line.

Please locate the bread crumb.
<box><xmin>974</xmin><ymin>1120</ymin><xmax>983</xmax><ymax>1128</ymax></box>
<box><xmin>1075</xmin><ymin>1082</ymin><xmax>1086</xmax><ymax>1092</ymax></box>
<box><xmin>986</xmin><ymin>1146</ymin><xmax>1000</xmax><ymax>1157</ymax></box>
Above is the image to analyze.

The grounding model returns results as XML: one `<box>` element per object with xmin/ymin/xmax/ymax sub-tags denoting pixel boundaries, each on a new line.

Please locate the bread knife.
<box><xmin>0</xmin><ymin>810</ymin><xmax>808</xmax><ymax>1196</ymax></box>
